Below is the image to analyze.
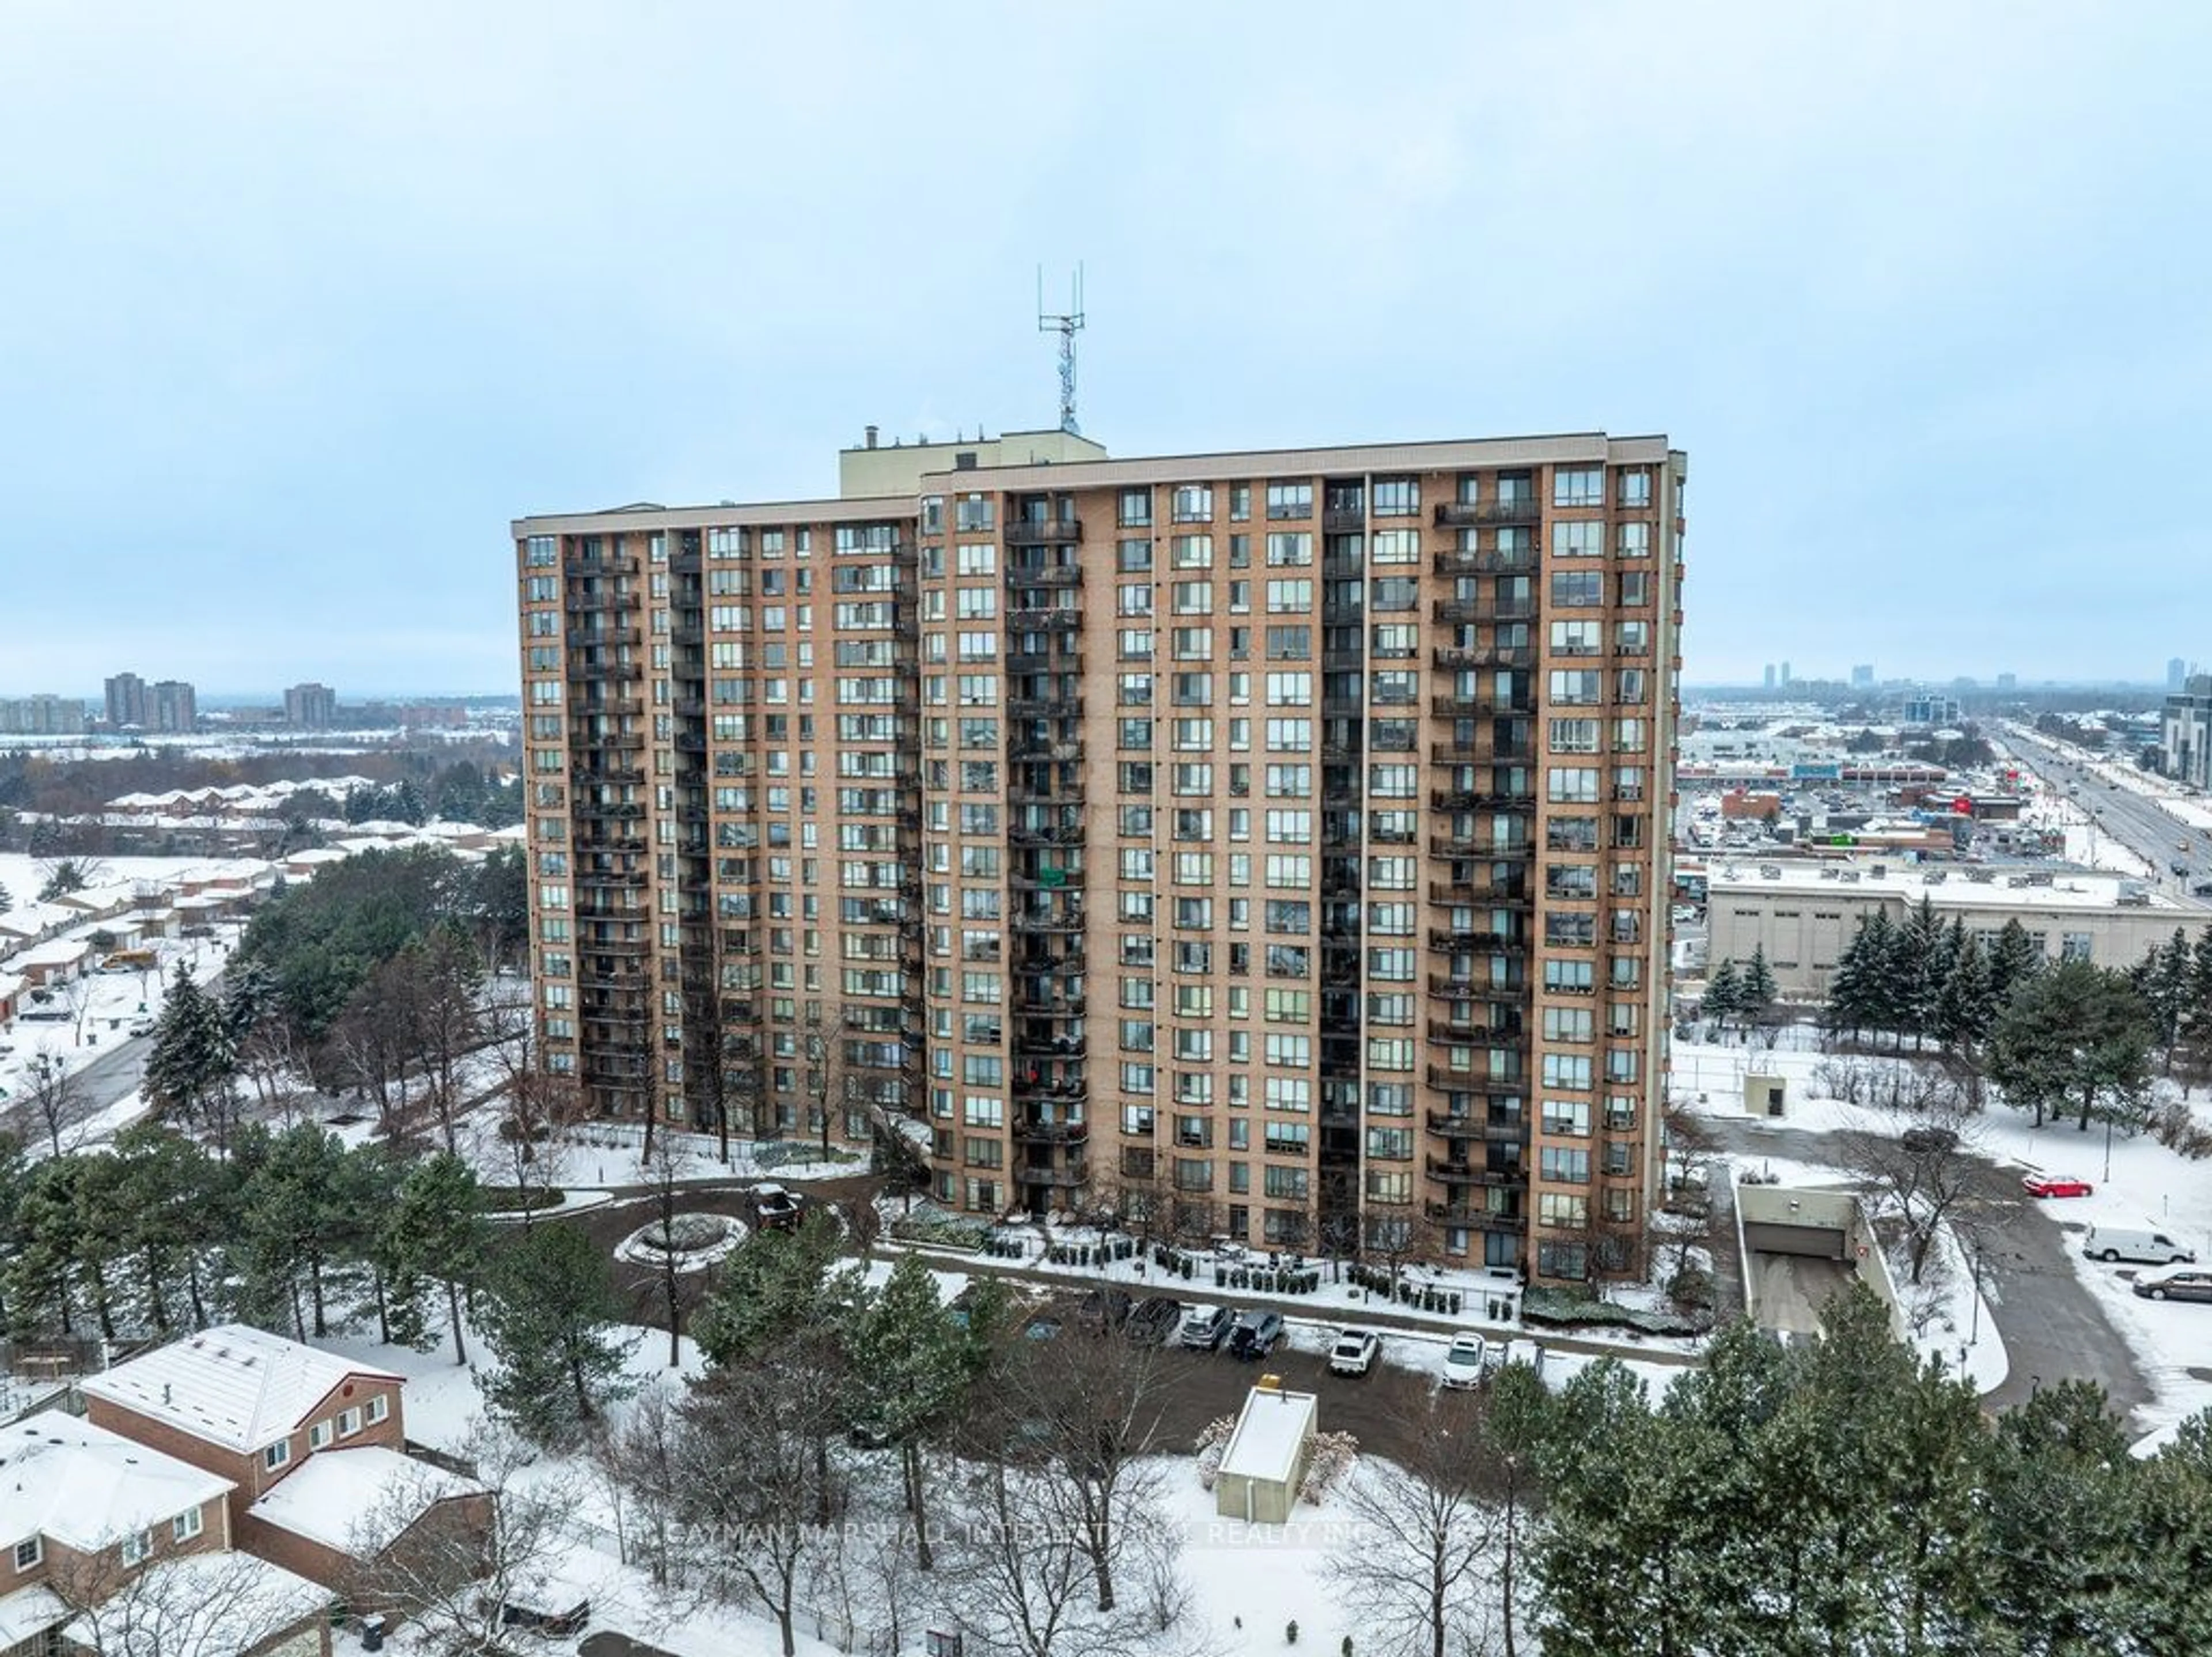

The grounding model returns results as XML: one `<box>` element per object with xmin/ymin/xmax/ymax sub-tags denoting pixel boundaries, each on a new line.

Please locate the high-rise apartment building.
<box><xmin>0</xmin><ymin>695</ymin><xmax>88</xmax><ymax>736</ymax></box>
<box><xmin>284</xmin><ymin>683</ymin><xmax>339</xmax><ymax>729</ymax></box>
<box><xmin>150</xmin><ymin>679</ymin><xmax>198</xmax><ymax>733</ymax></box>
<box><xmin>105</xmin><ymin>671</ymin><xmax>149</xmax><ymax>729</ymax></box>
<box><xmin>515</xmin><ymin>429</ymin><xmax>1687</xmax><ymax>1284</ymax></box>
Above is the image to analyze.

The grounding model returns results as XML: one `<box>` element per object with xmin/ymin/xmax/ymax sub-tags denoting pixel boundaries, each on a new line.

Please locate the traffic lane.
<box><xmin>2011</xmin><ymin>735</ymin><xmax>2211</xmax><ymax>891</ymax></box>
<box><xmin>1701</xmin><ymin>1114</ymin><xmax>2152</xmax><ymax>1419</ymax></box>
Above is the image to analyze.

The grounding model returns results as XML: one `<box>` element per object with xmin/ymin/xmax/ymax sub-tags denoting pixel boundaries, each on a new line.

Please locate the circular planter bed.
<box><xmin>615</xmin><ymin>1211</ymin><xmax>747</xmax><ymax>1271</ymax></box>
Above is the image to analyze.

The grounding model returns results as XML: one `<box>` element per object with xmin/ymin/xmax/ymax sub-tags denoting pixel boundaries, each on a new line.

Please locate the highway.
<box><xmin>2004</xmin><ymin>727</ymin><xmax>2212</xmax><ymax>907</ymax></box>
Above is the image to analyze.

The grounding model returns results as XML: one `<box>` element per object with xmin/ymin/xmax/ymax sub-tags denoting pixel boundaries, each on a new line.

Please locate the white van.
<box><xmin>2083</xmin><ymin>1225</ymin><xmax>2197</xmax><ymax>1266</ymax></box>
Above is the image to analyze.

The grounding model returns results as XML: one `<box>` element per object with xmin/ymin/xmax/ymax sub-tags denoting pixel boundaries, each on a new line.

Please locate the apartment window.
<box><xmin>1553</xmin><ymin>467</ymin><xmax>1603</xmax><ymax>507</ymax></box>
<box><xmin>1618</xmin><ymin>570</ymin><xmax>1651</xmax><ymax>607</ymax></box>
<box><xmin>263</xmin><ymin>1439</ymin><xmax>292</xmax><ymax>1471</ymax></box>
<box><xmin>14</xmin><ymin>1538</ymin><xmax>39</xmax><ymax>1572</ymax></box>
<box><xmin>1617</xmin><ymin>470</ymin><xmax>1653</xmax><ymax>508</ymax></box>
<box><xmin>118</xmin><ymin>1529</ymin><xmax>152</xmax><ymax>1567</ymax></box>
<box><xmin>1372</xmin><ymin>477</ymin><xmax>1419</xmax><ymax>517</ymax></box>
<box><xmin>1119</xmin><ymin>489</ymin><xmax>1153</xmax><ymax>528</ymax></box>
<box><xmin>173</xmin><ymin>1506</ymin><xmax>204</xmax><ymax>1544</ymax></box>
<box><xmin>1172</xmin><ymin>485</ymin><xmax>1214</xmax><ymax>523</ymax></box>
<box><xmin>1549</xmin><ymin>669</ymin><xmax>1602</xmax><ymax>705</ymax></box>
<box><xmin>1266</xmin><ymin>481</ymin><xmax>1313</xmax><ymax>519</ymax></box>
<box><xmin>1550</xmin><ymin>620</ymin><xmax>1603</xmax><ymax>657</ymax></box>
<box><xmin>1551</xmin><ymin>569</ymin><xmax>1603</xmax><ymax>607</ymax></box>
<box><xmin>308</xmin><ymin>1421</ymin><xmax>333</xmax><ymax>1450</ymax></box>
<box><xmin>1619</xmin><ymin>521</ymin><xmax>1652</xmax><ymax>558</ymax></box>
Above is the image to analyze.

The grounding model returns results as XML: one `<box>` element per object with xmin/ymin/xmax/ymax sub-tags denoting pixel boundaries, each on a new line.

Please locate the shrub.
<box><xmin>2149</xmin><ymin>1099</ymin><xmax>2212</xmax><ymax>1161</ymax></box>
<box><xmin>640</xmin><ymin>1213</ymin><xmax>733</xmax><ymax>1253</ymax></box>
<box><xmin>1667</xmin><ymin>1263</ymin><xmax>1716</xmax><ymax>1312</ymax></box>
<box><xmin>1299</xmin><ymin>1430</ymin><xmax>1359</xmax><ymax>1504</ymax></box>
<box><xmin>482</xmin><ymin>1185</ymin><xmax>564</xmax><ymax>1213</ymax></box>
<box><xmin>1194</xmin><ymin>1414</ymin><xmax>1237</xmax><ymax>1490</ymax></box>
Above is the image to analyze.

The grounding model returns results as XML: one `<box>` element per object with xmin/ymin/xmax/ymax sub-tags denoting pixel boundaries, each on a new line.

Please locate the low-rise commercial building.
<box><xmin>1706</xmin><ymin>863</ymin><xmax>2195</xmax><ymax>998</ymax></box>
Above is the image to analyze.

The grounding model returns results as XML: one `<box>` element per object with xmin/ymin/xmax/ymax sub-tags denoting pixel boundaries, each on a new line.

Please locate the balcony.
<box><xmin>1429</xmin><ymin>786</ymin><xmax>1537</xmax><ymax>814</ymax></box>
<box><xmin>1434</xmin><ymin>498</ymin><xmax>1540</xmax><ymax>528</ymax></box>
<box><xmin>1015</xmin><ymin>1119</ymin><xmax>1090</xmax><ymax>1145</ymax></box>
<box><xmin>1010</xmin><ymin>905</ymin><xmax>1085</xmax><ymax>935</ymax></box>
<box><xmin>1017</xmin><ymin>1164</ymin><xmax>1089</xmax><ymax>1190</ymax></box>
<box><xmin>1428</xmin><ymin>877</ymin><xmax>1531</xmax><ymax>906</ymax></box>
<box><xmin>1006</xmin><ymin>606</ymin><xmax>1082</xmax><ymax>631</ymax></box>
<box><xmin>1427</xmin><ymin>1109</ymin><xmax>1526</xmax><ymax>1140</ymax></box>
<box><xmin>1429</xmin><ymin>929</ymin><xmax>1522</xmax><ymax>955</ymax></box>
<box><xmin>1012</xmin><ymin>1030</ymin><xmax>1086</xmax><ymax>1060</ymax></box>
<box><xmin>1427</xmin><ymin>1017</ymin><xmax>1524</xmax><ymax>1045</ymax></box>
<box><xmin>1431</xmin><ymin>690</ymin><xmax>1533</xmax><ymax>719</ymax></box>
<box><xmin>1322</xmin><ymin>506</ymin><xmax>1366</xmax><ymax>534</ymax></box>
<box><xmin>1427</xmin><ymin>1157</ymin><xmax>1526</xmax><ymax>1187</ymax></box>
<box><xmin>1433</xmin><ymin>547</ymin><xmax>1534</xmax><ymax>577</ymax></box>
<box><xmin>1006</xmin><ymin>562</ymin><xmax>1085</xmax><ymax>590</ymax></box>
<box><xmin>1425</xmin><ymin>1200</ymin><xmax>1525</xmax><ymax>1231</ymax></box>
<box><xmin>1426</xmin><ymin>1065</ymin><xmax>1525</xmax><ymax>1098</ymax></box>
<box><xmin>1433</xmin><ymin>644</ymin><xmax>1536</xmax><ymax>672</ymax></box>
<box><xmin>1427</xmin><ymin>831</ymin><xmax>1533</xmax><ymax>860</ymax></box>
<box><xmin>1007</xmin><ymin>694</ymin><xmax>1082</xmax><ymax>720</ymax></box>
<box><xmin>1003</xmin><ymin>518</ymin><xmax>1085</xmax><ymax>547</ymax></box>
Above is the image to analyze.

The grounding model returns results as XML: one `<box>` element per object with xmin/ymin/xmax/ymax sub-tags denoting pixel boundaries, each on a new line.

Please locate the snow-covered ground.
<box><xmin>1681</xmin><ymin>1027</ymin><xmax>2212</xmax><ymax>1421</ymax></box>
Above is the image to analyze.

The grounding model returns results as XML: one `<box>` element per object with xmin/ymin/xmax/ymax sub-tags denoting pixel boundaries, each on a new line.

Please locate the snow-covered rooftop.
<box><xmin>1707</xmin><ymin>862</ymin><xmax>2184</xmax><ymax>914</ymax></box>
<box><xmin>247</xmin><ymin>1445</ymin><xmax>480</xmax><ymax>1555</ymax></box>
<box><xmin>1217</xmin><ymin>1383</ymin><xmax>1316</xmax><ymax>1484</ymax></box>
<box><xmin>0</xmin><ymin>1410</ymin><xmax>232</xmax><ymax>1554</ymax></box>
<box><xmin>64</xmin><ymin>1550</ymin><xmax>331</xmax><ymax>1657</ymax></box>
<box><xmin>0</xmin><ymin>1585</ymin><xmax>65</xmax><ymax>1648</ymax></box>
<box><xmin>79</xmin><ymin>1324</ymin><xmax>403</xmax><ymax>1454</ymax></box>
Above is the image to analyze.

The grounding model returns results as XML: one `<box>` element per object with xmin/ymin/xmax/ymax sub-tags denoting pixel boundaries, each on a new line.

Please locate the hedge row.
<box><xmin>482</xmin><ymin>1186</ymin><xmax>565</xmax><ymax>1213</ymax></box>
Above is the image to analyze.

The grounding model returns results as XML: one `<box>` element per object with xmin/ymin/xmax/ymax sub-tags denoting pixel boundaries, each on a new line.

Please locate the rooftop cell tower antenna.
<box><xmin>1037</xmin><ymin>264</ymin><xmax>1086</xmax><ymax>435</ymax></box>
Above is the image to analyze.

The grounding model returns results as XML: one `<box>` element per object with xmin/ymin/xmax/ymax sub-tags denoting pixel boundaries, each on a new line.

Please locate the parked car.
<box><xmin>1225</xmin><ymin>1311</ymin><xmax>1285</xmax><ymax>1361</ymax></box>
<box><xmin>2133</xmin><ymin>1265</ymin><xmax>2212</xmax><ymax>1302</ymax></box>
<box><xmin>1900</xmin><ymin>1125</ymin><xmax>1959</xmax><ymax>1155</ymax></box>
<box><xmin>1177</xmin><ymin>1303</ymin><xmax>1233</xmax><ymax>1351</ymax></box>
<box><xmin>1501</xmin><ymin>1337</ymin><xmax>1546</xmax><ymax>1378</ymax></box>
<box><xmin>1076</xmin><ymin>1288</ymin><xmax>1134</xmax><ymax>1334</ymax></box>
<box><xmin>2084</xmin><ymin>1224</ymin><xmax>2197</xmax><ymax>1266</ymax></box>
<box><xmin>1440</xmin><ymin>1333</ymin><xmax>1488</xmax><ymax>1390</ymax></box>
<box><xmin>751</xmin><ymin>1182</ymin><xmax>803</xmax><ymax>1230</ymax></box>
<box><xmin>1021</xmin><ymin>1316</ymin><xmax>1063</xmax><ymax>1342</ymax></box>
<box><xmin>2022</xmin><ymin>1172</ymin><xmax>2094</xmax><ymax>1198</ymax></box>
<box><xmin>1328</xmin><ymin>1328</ymin><xmax>1381</xmax><ymax>1376</ymax></box>
<box><xmin>1124</xmin><ymin>1295</ymin><xmax>1182</xmax><ymax>1345</ymax></box>
<box><xmin>127</xmin><ymin>1019</ymin><xmax>157</xmax><ymax>1039</ymax></box>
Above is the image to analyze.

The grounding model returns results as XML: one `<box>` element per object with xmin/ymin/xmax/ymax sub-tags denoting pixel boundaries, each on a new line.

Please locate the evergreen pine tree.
<box><xmin>1824</xmin><ymin>918</ymin><xmax>1879</xmax><ymax>1041</ymax></box>
<box><xmin>1854</xmin><ymin>910</ymin><xmax>1907</xmax><ymax>1042</ymax></box>
<box><xmin>1704</xmin><ymin>959</ymin><xmax>1742</xmax><ymax>1032</ymax></box>
<box><xmin>1743</xmin><ymin>946</ymin><xmax>1778</xmax><ymax>1023</ymax></box>
<box><xmin>1935</xmin><ymin>933</ymin><xmax>1997</xmax><ymax>1053</ymax></box>
<box><xmin>377</xmin><ymin>1152</ymin><xmax>488</xmax><ymax>1364</ymax></box>
<box><xmin>476</xmin><ymin>1221</ymin><xmax>636</xmax><ymax>1445</ymax></box>
<box><xmin>1988</xmin><ymin>918</ymin><xmax>2043</xmax><ymax>1008</ymax></box>
<box><xmin>845</xmin><ymin>1252</ymin><xmax>974</xmax><ymax>1571</ymax></box>
<box><xmin>1897</xmin><ymin>896</ymin><xmax>1947</xmax><ymax>1042</ymax></box>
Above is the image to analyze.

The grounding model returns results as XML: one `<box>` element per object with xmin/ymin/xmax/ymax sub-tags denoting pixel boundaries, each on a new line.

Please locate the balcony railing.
<box><xmin>1433</xmin><ymin>645</ymin><xmax>1536</xmax><ymax>672</ymax></box>
<box><xmin>1007</xmin><ymin>606</ymin><xmax>1082</xmax><ymax>631</ymax></box>
<box><xmin>1433</xmin><ymin>547</ymin><xmax>1535</xmax><ymax>577</ymax></box>
<box><xmin>1003</xmin><ymin>519</ymin><xmax>1085</xmax><ymax>547</ymax></box>
<box><xmin>1429</xmin><ymin>929</ymin><xmax>1523</xmax><ymax>954</ymax></box>
<box><xmin>1005</xmin><ymin>562</ymin><xmax>1085</xmax><ymax>588</ymax></box>
<box><xmin>1017</xmin><ymin>1164</ymin><xmax>1089</xmax><ymax>1189</ymax></box>
<box><xmin>1425</xmin><ymin>1200</ymin><xmax>1525</xmax><ymax>1231</ymax></box>
<box><xmin>1426</xmin><ymin>1157</ymin><xmax>1527</xmax><ymax>1187</ymax></box>
<box><xmin>1014</xmin><ymin>1119</ymin><xmax>1089</xmax><ymax>1145</ymax></box>
<box><xmin>1434</xmin><ymin>498</ymin><xmax>1541</xmax><ymax>527</ymax></box>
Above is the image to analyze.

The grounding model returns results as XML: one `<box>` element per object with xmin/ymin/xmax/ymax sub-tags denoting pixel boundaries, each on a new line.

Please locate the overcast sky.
<box><xmin>3</xmin><ymin>1</ymin><xmax>2206</xmax><ymax>697</ymax></box>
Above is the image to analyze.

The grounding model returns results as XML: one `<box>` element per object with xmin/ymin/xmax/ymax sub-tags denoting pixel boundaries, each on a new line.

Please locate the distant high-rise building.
<box><xmin>515</xmin><ymin>428</ymin><xmax>1690</xmax><ymax>1288</ymax></box>
<box><xmin>149</xmin><ymin>679</ymin><xmax>197</xmax><ymax>733</ymax></box>
<box><xmin>1778</xmin><ymin>661</ymin><xmax>1792</xmax><ymax>686</ymax></box>
<box><xmin>283</xmin><ymin>683</ymin><xmax>339</xmax><ymax>729</ymax></box>
<box><xmin>104</xmin><ymin>671</ymin><xmax>149</xmax><ymax>729</ymax></box>
<box><xmin>0</xmin><ymin>695</ymin><xmax>88</xmax><ymax>736</ymax></box>
<box><xmin>1763</xmin><ymin>664</ymin><xmax>1777</xmax><ymax>690</ymax></box>
<box><xmin>1850</xmin><ymin>664</ymin><xmax>1874</xmax><ymax>688</ymax></box>
<box><xmin>2169</xmin><ymin>657</ymin><xmax>2188</xmax><ymax>690</ymax></box>
<box><xmin>1995</xmin><ymin>672</ymin><xmax>2018</xmax><ymax>691</ymax></box>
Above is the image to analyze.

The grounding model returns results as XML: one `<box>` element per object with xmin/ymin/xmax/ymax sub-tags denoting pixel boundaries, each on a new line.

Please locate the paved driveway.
<box><xmin>1704</xmin><ymin>1113</ymin><xmax>2151</xmax><ymax>1420</ymax></box>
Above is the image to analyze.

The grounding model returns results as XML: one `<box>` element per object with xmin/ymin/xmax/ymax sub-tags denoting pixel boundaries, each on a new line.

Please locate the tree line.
<box><xmin>1814</xmin><ymin>903</ymin><xmax>2212</xmax><ymax>1135</ymax></box>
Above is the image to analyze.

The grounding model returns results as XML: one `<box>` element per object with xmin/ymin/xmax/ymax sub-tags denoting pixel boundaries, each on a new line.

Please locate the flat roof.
<box><xmin>1218</xmin><ymin>1384</ymin><xmax>1317</xmax><ymax>1483</ymax></box>
<box><xmin>1709</xmin><ymin>864</ymin><xmax>2181</xmax><ymax>913</ymax></box>
<box><xmin>517</xmin><ymin>430</ymin><xmax>1680</xmax><ymax>534</ymax></box>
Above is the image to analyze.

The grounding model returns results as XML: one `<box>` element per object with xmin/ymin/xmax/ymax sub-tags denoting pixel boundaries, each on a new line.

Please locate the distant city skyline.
<box><xmin>2</xmin><ymin>3</ymin><xmax>2209</xmax><ymax>691</ymax></box>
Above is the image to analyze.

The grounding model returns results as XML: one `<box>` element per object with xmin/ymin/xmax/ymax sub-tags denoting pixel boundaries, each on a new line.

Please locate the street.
<box><xmin>2005</xmin><ymin>727</ymin><xmax>2212</xmax><ymax>903</ymax></box>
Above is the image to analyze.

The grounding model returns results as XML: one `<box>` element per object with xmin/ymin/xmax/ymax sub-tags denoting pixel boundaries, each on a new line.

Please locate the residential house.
<box><xmin>0</xmin><ymin>1410</ymin><xmax>329</xmax><ymax>1657</ymax></box>
<box><xmin>79</xmin><ymin>1326</ymin><xmax>487</xmax><ymax>1605</ymax></box>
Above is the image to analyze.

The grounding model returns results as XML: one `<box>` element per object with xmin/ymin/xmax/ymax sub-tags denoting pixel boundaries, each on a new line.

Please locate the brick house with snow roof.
<box><xmin>79</xmin><ymin>1325</ymin><xmax>487</xmax><ymax>1601</ymax></box>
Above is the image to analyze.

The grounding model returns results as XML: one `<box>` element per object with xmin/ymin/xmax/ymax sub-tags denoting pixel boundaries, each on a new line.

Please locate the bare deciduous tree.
<box><xmin>1839</xmin><ymin>1075</ymin><xmax>1985</xmax><ymax>1285</ymax></box>
<box><xmin>343</xmin><ymin>1419</ymin><xmax>577</xmax><ymax>1655</ymax></box>
<box><xmin>1328</xmin><ymin>1397</ymin><xmax>1499</xmax><ymax>1657</ymax></box>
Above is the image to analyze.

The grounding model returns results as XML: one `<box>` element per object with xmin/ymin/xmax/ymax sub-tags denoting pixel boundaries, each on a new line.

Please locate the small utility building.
<box><xmin>1214</xmin><ymin>1377</ymin><xmax>1317</xmax><ymax>1524</ymax></box>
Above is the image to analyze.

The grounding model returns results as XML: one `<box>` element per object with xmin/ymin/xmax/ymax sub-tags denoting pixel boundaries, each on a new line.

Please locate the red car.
<box><xmin>2022</xmin><ymin>1173</ymin><xmax>2094</xmax><ymax>1198</ymax></box>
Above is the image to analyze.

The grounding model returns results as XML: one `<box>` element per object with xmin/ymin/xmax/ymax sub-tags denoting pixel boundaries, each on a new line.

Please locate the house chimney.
<box><xmin>864</xmin><ymin>425</ymin><xmax>879</xmax><ymax>449</ymax></box>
